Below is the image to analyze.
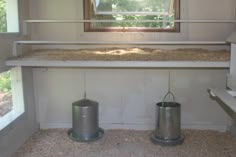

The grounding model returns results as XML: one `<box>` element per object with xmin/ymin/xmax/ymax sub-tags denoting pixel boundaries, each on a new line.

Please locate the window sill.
<box><xmin>0</xmin><ymin>110</ymin><xmax>24</xmax><ymax>131</ymax></box>
<box><xmin>0</xmin><ymin>32</ymin><xmax>21</xmax><ymax>38</ymax></box>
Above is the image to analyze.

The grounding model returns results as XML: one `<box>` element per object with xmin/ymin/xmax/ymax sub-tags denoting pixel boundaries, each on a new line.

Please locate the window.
<box><xmin>84</xmin><ymin>0</ymin><xmax>180</xmax><ymax>32</ymax></box>
<box><xmin>0</xmin><ymin>67</ymin><xmax>24</xmax><ymax>130</ymax></box>
<box><xmin>0</xmin><ymin>0</ymin><xmax>19</xmax><ymax>33</ymax></box>
<box><xmin>0</xmin><ymin>71</ymin><xmax>12</xmax><ymax>117</ymax></box>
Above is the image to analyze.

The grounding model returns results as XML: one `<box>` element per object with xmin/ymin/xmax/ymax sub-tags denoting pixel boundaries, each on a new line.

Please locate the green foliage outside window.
<box><xmin>91</xmin><ymin>0</ymin><xmax>175</xmax><ymax>28</ymax></box>
<box><xmin>0</xmin><ymin>0</ymin><xmax>7</xmax><ymax>32</ymax></box>
<box><xmin>0</xmin><ymin>71</ymin><xmax>11</xmax><ymax>94</ymax></box>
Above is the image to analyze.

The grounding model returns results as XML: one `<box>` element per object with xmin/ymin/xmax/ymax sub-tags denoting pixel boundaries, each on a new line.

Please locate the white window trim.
<box><xmin>0</xmin><ymin>67</ymin><xmax>24</xmax><ymax>130</ymax></box>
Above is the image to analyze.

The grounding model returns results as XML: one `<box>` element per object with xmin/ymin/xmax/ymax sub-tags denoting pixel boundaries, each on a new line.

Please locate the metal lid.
<box><xmin>72</xmin><ymin>99</ymin><xmax>98</xmax><ymax>107</ymax></box>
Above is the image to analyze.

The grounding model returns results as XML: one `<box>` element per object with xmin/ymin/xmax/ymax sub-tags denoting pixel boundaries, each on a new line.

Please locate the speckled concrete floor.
<box><xmin>13</xmin><ymin>129</ymin><xmax>236</xmax><ymax>157</ymax></box>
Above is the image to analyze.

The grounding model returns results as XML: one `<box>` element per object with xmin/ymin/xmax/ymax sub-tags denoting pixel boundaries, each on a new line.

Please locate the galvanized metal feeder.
<box><xmin>68</xmin><ymin>99</ymin><xmax>104</xmax><ymax>142</ymax></box>
<box><xmin>68</xmin><ymin>71</ymin><xmax>104</xmax><ymax>142</ymax></box>
<box><xmin>151</xmin><ymin>72</ymin><xmax>184</xmax><ymax>146</ymax></box>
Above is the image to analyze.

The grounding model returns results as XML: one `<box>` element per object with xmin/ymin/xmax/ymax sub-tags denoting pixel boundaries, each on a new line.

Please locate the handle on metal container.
<box><xmin>162</xmin><ymin>91</ymin><xmax>176</xmax><ymax>105</ymax></box>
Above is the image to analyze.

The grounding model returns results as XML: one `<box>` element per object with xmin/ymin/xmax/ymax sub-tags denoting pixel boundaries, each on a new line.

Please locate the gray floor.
<box><xmin>14</xmin><ymin>129</ymin><xmax>236</xmax><ymax>157</ymax></box>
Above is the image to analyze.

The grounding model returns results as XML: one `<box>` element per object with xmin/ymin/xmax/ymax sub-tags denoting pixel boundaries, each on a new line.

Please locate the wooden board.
<box><xmin>209</xmin><ymin>88</ymin><xmax>236</xmax><ymax>113</ymax></box>
<box><xmin>6</xmin><ymin>48</ymin><xmax>230</xmax><ymax>68</ymax></box>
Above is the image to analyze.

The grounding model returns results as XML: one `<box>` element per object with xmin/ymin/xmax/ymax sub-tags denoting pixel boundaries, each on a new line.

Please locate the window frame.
<box><xmin>0</xmin><ymin>67</ymin><xmax>24</xmax><ymax>131</ymax></box>
<box><xmin>0</xmin><ymin>0</ymin><xmax>20</xmax><ymax>34</ymax></box>
<box><xmin>83</xmin><ymin>0</ymin><xmax>180</xmax><ymax>32</ymax></box>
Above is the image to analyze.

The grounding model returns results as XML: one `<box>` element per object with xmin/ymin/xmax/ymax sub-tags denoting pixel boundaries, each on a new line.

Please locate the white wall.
<box><xmin>29</xmin><ymin>0</ymin><xmax>235</xmax><ymax>131</ymax></box>
<box><xmin>0</xmin><ymin>0</ymin><xmax>30</xmax><ymax>72</ymax></box>
<box><xmin>0</xmin><ymin>1</ymin><xmax>39</xmax><ymax>157</ymax></box>
<box><xmin>29</xmin><ymin>0</ymin><xmax>236</xmax><ymax>49</ymax></box>
<box><xmin>33</xmin><ymin>68</ymin><xmax>230</xmax><ymax>131</ymax></box>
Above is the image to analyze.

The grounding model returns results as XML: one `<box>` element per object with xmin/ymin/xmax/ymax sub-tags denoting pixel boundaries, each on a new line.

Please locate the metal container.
<box><xmin>155</xmin><ymin>102</ymin><xmax>181</xmax><ymax>140</ymax></box>
<box><xmin>68</xmin><ymin>99</ymin><xmax>104</xmax><ymax>142</ymax></box>
<box><xmin>151</xmin><ymin>92</ymin><xmax>184</xmax><ymax>146</ymax></box>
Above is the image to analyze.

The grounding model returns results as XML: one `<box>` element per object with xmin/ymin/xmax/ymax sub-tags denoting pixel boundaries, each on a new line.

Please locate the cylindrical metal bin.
<box><xmin>68</xmin><ymin>99</ymin><xmax>104</xmax><ymax>142</ymax></box>
<box><xmin>155</xmin><ymin>102</ymin><xmax>181</xmax><ymax>140</ymax></box>
<box><xmin>151</xmin><ymin>92</ymin><xmax>184</xmax><ymax>146</ymax></box>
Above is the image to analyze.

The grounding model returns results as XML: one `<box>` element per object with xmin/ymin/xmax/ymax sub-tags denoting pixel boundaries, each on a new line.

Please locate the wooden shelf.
<box><xmin>6</xmin><ymin>60</ymin><xmax>229</xmax><ymax>68</ymax></box>
<box><xmin>6</xmin><ymin>48</ymin><xmax>230</xmax><ymax>68</ymax></box>
<box><xmin>209</xmin><ymin>88</ymin><xmax>236</xmax><ymax>113</ymax></box>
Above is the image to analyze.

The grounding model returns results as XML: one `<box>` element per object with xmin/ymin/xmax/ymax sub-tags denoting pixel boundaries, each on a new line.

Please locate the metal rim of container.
<box><xmin>68</xmin><ymin>128</ymin><xmax>104</xmax><ymax>142</ymax></box>
<box><xmin>150</xmin><ymin>133</ymin><xmax>185</xmax><ymax>146</ymax></box>
<box><xmin>156</xmin><ymin>102</ymin><xmax>181</xmax><ymax>108</ymax></box>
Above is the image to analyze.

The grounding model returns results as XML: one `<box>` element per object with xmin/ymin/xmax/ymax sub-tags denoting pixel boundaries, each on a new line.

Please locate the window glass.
<box><xmin>0</xmin><ymin>0</ymin><xmax>7</xmax><ymax>32</ymax></box>
<box><xmin>93</xmin><ymin>0</ymin><xmax>172</xmax><ymax>15</ymax></box>
<box><xmin>84</xmin><ymin>0</ymin><xmax>180</xmax><ymax>32</ymax></box>
<box><xmin>0</xmin><ymin>0</ymin><xmax>19</xmax><ymax>33</ymax></box>
<box><xmin>0</xmin><ymin>67</ymin><xmax>24</xmax><ymax>131</ymax></box>
<box><xmin>0</xmin><ymin>71</ymin><xmax>12</xmax><ymax>117</ymax></box>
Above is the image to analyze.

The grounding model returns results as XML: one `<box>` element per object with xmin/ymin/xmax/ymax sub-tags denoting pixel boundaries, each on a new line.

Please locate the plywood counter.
<box><xmin>6</xmin><ymin>48</ymin><xmax>230</xmax><ymax>68</ymax></box>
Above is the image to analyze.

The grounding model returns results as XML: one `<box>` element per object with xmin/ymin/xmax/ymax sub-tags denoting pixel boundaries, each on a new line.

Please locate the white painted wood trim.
<box><xmin>227</xmin><ymin>74</ymin><xmax>236</xmax><ymax>90</ymax></box>
<box><xmin>208</xmin><ymin>88</ymin><xmax>236</xmax><ymax>113</ymax></box>
<box><xmin>227</xmin><ymin>90</ymin><xmax>236</xmax><ymax>97</ymax></box>
<box><xmin>24</xmin><ymin>19</ymin><xmax>236</xmax><ymax>23</ymax></box>
<box><xmin>15</xmin><ymin>40</ymin><xmax>227</xmax><ymax>45</ymax></box>
<box><xmin>6</xmin><ymin>60</ymin><xmax>230</xmax><ymax>68</ymax></box>
<box><xmin>230</xmin><ymin>44</ymin><xmax>236</xmax><ymax>76</ymax></box>
<box><xmin>39</xmin><ymin>122</ymin><xmax>227</xmax><ymax>132</ymax></box>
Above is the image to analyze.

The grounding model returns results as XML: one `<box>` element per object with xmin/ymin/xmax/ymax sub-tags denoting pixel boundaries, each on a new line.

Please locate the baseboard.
<box><xmin>40</xmin><ymin>122</ymin><xmax>228</xmax><ymax>132</ymax></box>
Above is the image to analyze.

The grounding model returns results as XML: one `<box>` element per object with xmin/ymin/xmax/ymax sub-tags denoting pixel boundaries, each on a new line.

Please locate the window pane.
<box><xmin>90</xmin><ymin>0</ymin><xmax>176</xmax><ymax>29</ymax></box>
<box><xmin>93</xmin><ymin>0</ymin><xmax>173</xmax><ymax>15</ymax></box>
<box><xmin>0</xmin><ymin>71</ymin><xmax>12</xmax><ymax>117</ymax></box>
<box><xmin>0</xmin><ymin>67</ymin><xmax>25</xmax><ymax>130</ymax></box>
<box><xmin>0</xmin><ymin>0</ymin><xmax>19</xmax><ymax>33</ymax></box>
<box><xmin>85</xmin><ymin>0</ymin><xmax>179</xmax><ymax>32</ymax></box>
<box><xmin>0</xmin><ymin>0</ymin><xmax>7</xmax><ymax>32</ymax></box>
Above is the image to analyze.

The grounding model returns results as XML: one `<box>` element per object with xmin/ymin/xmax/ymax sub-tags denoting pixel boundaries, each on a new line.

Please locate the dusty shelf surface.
<box><xmin>11</xmin><ymin>48</ymin><xmax>230</xmax><ymax>61</ymax></box>
<box><xmin>14</xmin><ymin>129</ymin><xmax>236</xmax><ymax>157</ymax></box>
<box><xmin>6</xmin><ymin>48</ymin><xmax>230</xmax><ymax>68</ymax></box>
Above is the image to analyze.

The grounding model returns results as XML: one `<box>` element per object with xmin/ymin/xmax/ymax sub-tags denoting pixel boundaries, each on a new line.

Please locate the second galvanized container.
<box><xmin>68</xmin><ymin>99</ymin><xmax>104</xmax><ymax>142</ymax></box>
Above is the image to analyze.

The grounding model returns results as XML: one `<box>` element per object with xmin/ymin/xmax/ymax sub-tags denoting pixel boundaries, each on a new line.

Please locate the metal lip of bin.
<box><xmin>68</xmin><ymin>98</ymin><xmax>104</xmax><ymax>142</ymax></box>
<box><xmin>151</xmin><ymin>133</ymin><xmax>185</xmax><ymax>146</ymax></box>
<box><xmin>156</xmin><ymin>101</ymin><xmax>181</xmax><ymax>108</ymax></box>
<box><xmin>68</xmin><ymin>128</ymin><xmax>104</xmax><ymax>142</ymax></box>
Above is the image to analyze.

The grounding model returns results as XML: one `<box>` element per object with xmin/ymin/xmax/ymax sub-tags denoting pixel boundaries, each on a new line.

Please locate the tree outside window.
<box><xmin>0</xmin><ymin>71</ymin><xmax>12</xmax><ymax>117</ymax></box>
<box><xmin>0</xmin><ymin>0</ymin><xmax>7</xmax><ymax>32</ymax></box>
<box><xmin>84</xmin><ymin>0</ymin><xmax>180</xmax><ymax>32</ymax></box>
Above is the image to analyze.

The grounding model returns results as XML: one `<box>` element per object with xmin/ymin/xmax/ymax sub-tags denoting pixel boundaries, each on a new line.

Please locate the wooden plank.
<box><xmin>208</xmin><ymin>88</ymin><xmax>236</xmax><ymax>113</ymax></box>
<box><xmin>15</xmin><ymin>40</ymin><xmax>227</xmax><ymax>45</ymax></box>
<box><xmin>227</xmin><ymin>74</ymin><xmax>236</xmax><ymax>90</ymax></box>
<box><xmin>5</xmin><ymin>60</ymin><xmax>230</xmax><ymax>68</ymax></box>
<box><xmin>230</xmin><ymin>44</ymin><xmax>236</xmax><ymax>76</ymax></box>
<box><xmin>24</xmin><ymin>19</ymin><xmax>236</xmax><ymax>23</ymax></box>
